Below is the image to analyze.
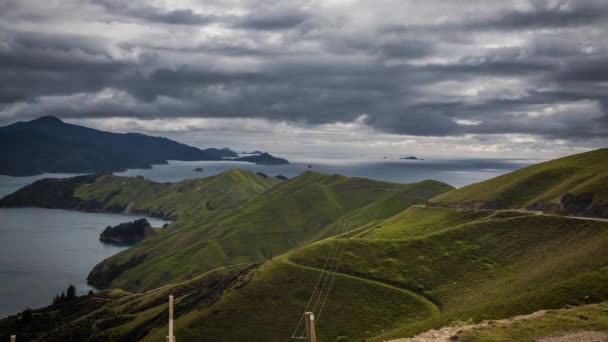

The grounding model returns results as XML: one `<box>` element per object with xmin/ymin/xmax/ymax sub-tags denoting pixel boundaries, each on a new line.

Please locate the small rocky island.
<box><xmin>99</xmin><ymin>218</ymin><xmax>156</xmax><ymax>244</ymax></box>
<box><xmin>233</xmin><ymin>152</ymin><xmax>289</xmax><ymax>165</ymax></box>
<box><xmin>195</xmin><ymin>167</ymin><xmax>203</xmax><ymax>172</ymax></box>
<box><xmin>400</xmin><ymin>156</ymin><xmax>423</xmax><ymax>160</ymax></box>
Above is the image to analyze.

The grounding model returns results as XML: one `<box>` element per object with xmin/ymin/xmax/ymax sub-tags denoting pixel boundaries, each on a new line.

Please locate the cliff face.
<box><xmin>99</xmin><ymin>218</ymin><xmax>156</xmax><ymax>244</ymax></box>
<box><xmin>526</xmin><ymin>192</ymin><xmax>608</xmax><ymax>218</ymax></box>
<box><xmin>428</xmin><ymin>192</ymin><xmax>608</xmax><ymax>219</ymax></box>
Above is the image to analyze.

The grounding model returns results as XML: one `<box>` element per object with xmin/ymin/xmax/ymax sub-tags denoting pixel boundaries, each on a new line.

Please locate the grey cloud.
<box><xmin>95</xmin><ymin>1</ymin><xmax>222</xmax><ymax>25</ymax></box>
<box><xmin>233</xmin><ymin>11</ymin><xmax>311</xmax><ymax>30</ymax></box>
<box><xmin>0</xmin><ymin>0</ymin><xmax>607</xmax><ymax>143</ymax></box>
<box><xmin>469</xmin><ymin>1</ymin><xmax>608</xmax><ymax>31</ymax></box>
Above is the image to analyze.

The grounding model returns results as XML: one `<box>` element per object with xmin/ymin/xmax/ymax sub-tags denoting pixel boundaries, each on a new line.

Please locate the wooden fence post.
<box><xmin>166</xmin><ymin>295</ymin><xmax>175</xmax><ymax>342</ymax></box>
<box><xmin>304</xmin><ymin>312</ymin><xmax>317</xmax><ymax>342</ymax></box>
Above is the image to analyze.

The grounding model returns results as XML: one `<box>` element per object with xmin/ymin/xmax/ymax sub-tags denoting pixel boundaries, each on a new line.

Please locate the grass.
<box><xmin>11</xmin><ymin>206</ymin><xmax>608</xmax><ymax>341</ymax></box>
<box><xmin>289</xmin><ymin>207</ymin><xmax>608</xmax><ymax>341</ymax></box>
<box><xmin>3</xmin><ymin>150</ymin><xmax>608</xmax><ymax>341</ymax></box>
<box><xmin>431</xmin><ymin>148</ymin><xmax>608</xmax><ymax>207</ymax></box>
<box><xmin>86</xmin><ymin>172</ymin><xmax>451</xmax><ymax>291</ymax></box>
<box><xmin>143</xmin><ymin>258</ymin><xmax>437</xmax><ymax>341</ymax></box>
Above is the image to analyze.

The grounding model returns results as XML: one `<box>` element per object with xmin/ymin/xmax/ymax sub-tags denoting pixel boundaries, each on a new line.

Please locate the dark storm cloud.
<box><xmin>233</xmin><ymin>11</ymin><xmax>311</xmax><ymax>31</ymax></box>
<box><xmin>95</xmin><ymin>1</ymin><xmax>223</xmax><ymax>25</ymax></box>
<box><xmin>96</xmin><ymin>0</ymin><xmax>311</xmax><ymax>31</ymax></box>
<box><xmin>467</xmin><ymin>1</ymin><xmax>608</xmax><ymax>31</ymax></box>
<box><xmin>0</xmin><ymin>0</ymin><xmax>607</xmax><ymax>141</ymax></box>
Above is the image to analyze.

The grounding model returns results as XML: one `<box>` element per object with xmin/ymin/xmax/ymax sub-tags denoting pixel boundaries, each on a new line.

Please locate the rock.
<box><xmin>99</xmin><ymin>218</ymin><xmax>156</xmax><ymax>244</ymax></box>
<box><xmin>256</xmin><ymin>172</ymin><xmax>268</xmax><ymax>178</ymax></box>
<box><xmin>559</xmin><ymin>192</ymin><xmax>594</xmax><ymax>214</ymax></box>
<box><xmin>194</xmin><ymin>167</ymin><xmax>203</xmax><ymax>172</ymax></box>
<box><xmin>87</xmin><ymin>254</ymin><xmax>146</xmax><ymax>288</ymax></box>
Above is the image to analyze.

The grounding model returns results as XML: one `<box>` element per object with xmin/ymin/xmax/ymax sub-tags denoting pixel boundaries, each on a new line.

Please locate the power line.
<box><xmin>316</xmin><ymin>221</ymin><xmax>351</xmax><ymax>324</ymax></box>
<box><xmin>290</xmin><ymin>221</ymin><xmax>344</xmax><ymax>340</ymax></box>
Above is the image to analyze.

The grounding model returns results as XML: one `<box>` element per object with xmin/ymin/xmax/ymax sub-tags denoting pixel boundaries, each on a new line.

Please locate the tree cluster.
<box><xmin>52</xmin><ymin>284</ymin><xmax>77</xmax><ymax>305</ymax></box>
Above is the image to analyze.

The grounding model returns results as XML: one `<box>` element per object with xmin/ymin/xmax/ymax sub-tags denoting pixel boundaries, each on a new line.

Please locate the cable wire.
<box><xmin>289</xmin><ymin>221</ymin><xmax>344</xmax><ymax>339</ymax></box>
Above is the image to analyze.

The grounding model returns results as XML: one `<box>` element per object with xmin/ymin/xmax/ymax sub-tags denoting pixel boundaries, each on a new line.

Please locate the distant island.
<box><xmin>400</xmin><ymin>156</ymin><xmax>423</xmax><ymax>160</ymax></box>
<box><xmin>99</xmin><ymin>218</ymin><xmax>156</xmax><ymax>244</ymax></box>
<box><xmin>0</xmin><ymin>116</ymin><xmax>289</xmax><ymax>176</ymax></box>
<box><xmin>232</xmin><ymin>152</ymin><xmax>289</xmax><ymax>165</ymax></box>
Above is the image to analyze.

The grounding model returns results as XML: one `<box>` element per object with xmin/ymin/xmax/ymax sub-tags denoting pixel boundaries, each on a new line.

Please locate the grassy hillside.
<box><xmin>3</xmin><ymin>150</ymin><xmax>608</xmax><ymax>341</ymax></box>
<box><xmin>89</xmin><ymin>171</ymin><xmax>453</xmax><ymax>291</ymax></box>
<box><xmin>430</xmin><ymin>148</ymin><xmax>608</xmax><ymax>212</ymax></box>
<box><xmin>74</xmin><ymin>168</ymin><xmax>280</xmax><ymax>221</ymax></box>
<box><xmin>5</xmin><ymin>206</ymin><xmax>608</xmax><ymax>341</ymax></box>
<box><xmin>289</xmin><ymin>207</ymin><xmax>608</xmax><ymax>341</ymax></box>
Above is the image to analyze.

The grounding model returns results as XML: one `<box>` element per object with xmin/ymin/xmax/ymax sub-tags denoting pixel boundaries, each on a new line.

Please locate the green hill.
<box><xmin>4</xmin><ymin>206</ymin><xmax>608</xmax><ymax>341</ymax></box>
<box><xmin>3</xmin><ymin>150</ymin><xmax>608</xmax><ymax>341</ymax></box>
<box><xmin>0</xmin><ymin>169</ymin><xmax>453</xmax><ymax>292</ymax></box>
<box><xmin>87</xmin><ymin>171</ymin><xmax>453</xmax><ymax>291</ymax></box>
<box><xmin>430</xmin><ymin>148</ymin><xmax>608</xmax><ymax>218</ymax></box>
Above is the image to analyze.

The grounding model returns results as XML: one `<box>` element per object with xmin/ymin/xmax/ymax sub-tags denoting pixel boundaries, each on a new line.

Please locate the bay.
<box><xmin>0</xmin><ymin>208</ymin><xmax>166</xmax><ymax>318</ymax></box>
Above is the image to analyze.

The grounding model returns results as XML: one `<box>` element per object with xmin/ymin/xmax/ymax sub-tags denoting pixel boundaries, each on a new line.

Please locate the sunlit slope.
<box><xmin>430</xmin><ymin>148</ymin><xmax>608</xmax><ymax>210</ymax></box>
<box><xmin>89</xmin><ymin>171</ymin><xmax>453</xmax><ymax>291</ymax></box>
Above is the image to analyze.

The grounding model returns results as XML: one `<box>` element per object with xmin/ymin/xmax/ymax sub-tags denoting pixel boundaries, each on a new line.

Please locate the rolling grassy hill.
<box><xmin>0</xmin><ymin>169</ymin><xmax>453</xmax><ymax>292</ymax></box>
<box><xmin>286</xmin><ymin>206</ymin><xmax>608</xmax><ymax>341</ymax></box>
<box><xmin>2</xmin><ymin>149</ymin><xmax>608</xmax><ymax>341</ymax></box>
<box><xmin>86</xmin><ymin>171</ymin><xmax>453</xmax><ymax>291</ymax></box>
<box><xmin>430</xmin><ymin>148</ymin><xmax>608</xmax><ymax>217</ymax></box>
<box><xmin>4</xmin><ymin>206</ymin><xmax>608</xmax><ymax>341</ymax></box>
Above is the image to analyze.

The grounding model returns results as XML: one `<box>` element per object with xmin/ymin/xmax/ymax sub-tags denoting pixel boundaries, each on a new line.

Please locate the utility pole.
<box><xmin>304</xmin><ymin>312</ymin><xmax>317</xmax><ymax>342</ymax></box>
<box><xmin>166</xmin><ymin>295</ymin><xmax>175</xmax><ymax>342</ymax></box>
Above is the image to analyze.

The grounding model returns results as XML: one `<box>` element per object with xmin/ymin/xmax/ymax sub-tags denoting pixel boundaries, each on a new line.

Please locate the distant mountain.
<box><xmin>0</xmin><ymin>116</ymin><xmax>286</xmax><ymax>176</ymax></box>
<box><xmin>233</xmin><ymin>152</ymin><xmax>289</xmax><ymax>165</ymax></box>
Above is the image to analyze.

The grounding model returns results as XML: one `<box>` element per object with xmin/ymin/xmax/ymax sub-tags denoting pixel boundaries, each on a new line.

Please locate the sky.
<box><xmin>0</xmin><ymin>0</ymin><xmax>607</xmax><ymax>158</ymax></box>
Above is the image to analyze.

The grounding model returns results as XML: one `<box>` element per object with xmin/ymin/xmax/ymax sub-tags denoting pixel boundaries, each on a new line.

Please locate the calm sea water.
<box><xmin>0</xmin><ymin>208</ymin><xmax>166</xmax><ymax>318</ymax></box>
<box><xmin>114</xmin><ymin>156</ymin><xmax>536</xmax><ymax>188</ymax></box>
<box><xmin>0</xmin><ymin>155</ymin><xmax>537</xmax><ymax>318</ymax></box>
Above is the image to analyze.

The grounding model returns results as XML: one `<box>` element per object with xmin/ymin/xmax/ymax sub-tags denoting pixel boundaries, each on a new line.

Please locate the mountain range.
<box><xmin>0</xmin><ymin>116</ymin><xmax>288</xmax><ymax>176</ymax></box>
<box><xmin>1</xmin><ymin>149</ymin><xmax>607</xmax><ymax>341</ymax></box>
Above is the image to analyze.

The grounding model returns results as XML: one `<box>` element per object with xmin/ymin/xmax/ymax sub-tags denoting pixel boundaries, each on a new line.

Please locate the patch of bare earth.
<box><xmin>387</xmin><ymin>310</ymin><xmax>548</xmax><ymax>342</ymax></box>
<box><xmin>536</xmin><ymin>331</ymin><xmax>608</xmax><ymax>342</ymax></box>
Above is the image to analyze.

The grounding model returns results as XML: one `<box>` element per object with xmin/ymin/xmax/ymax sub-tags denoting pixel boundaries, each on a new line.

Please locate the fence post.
<box><xmin>10</xmin><ymin>335</ymin><xmax>16</xmax><ymax>342</ymax></box>
<box><xmin>166</xmin><ymin>295</ymin><xmax>175</xmax><ymax>342</ymax></box>
<box><xmin>304</xmin><ymin>312</ymin><xmax>317</xmax><ymax>342</ymax></box>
